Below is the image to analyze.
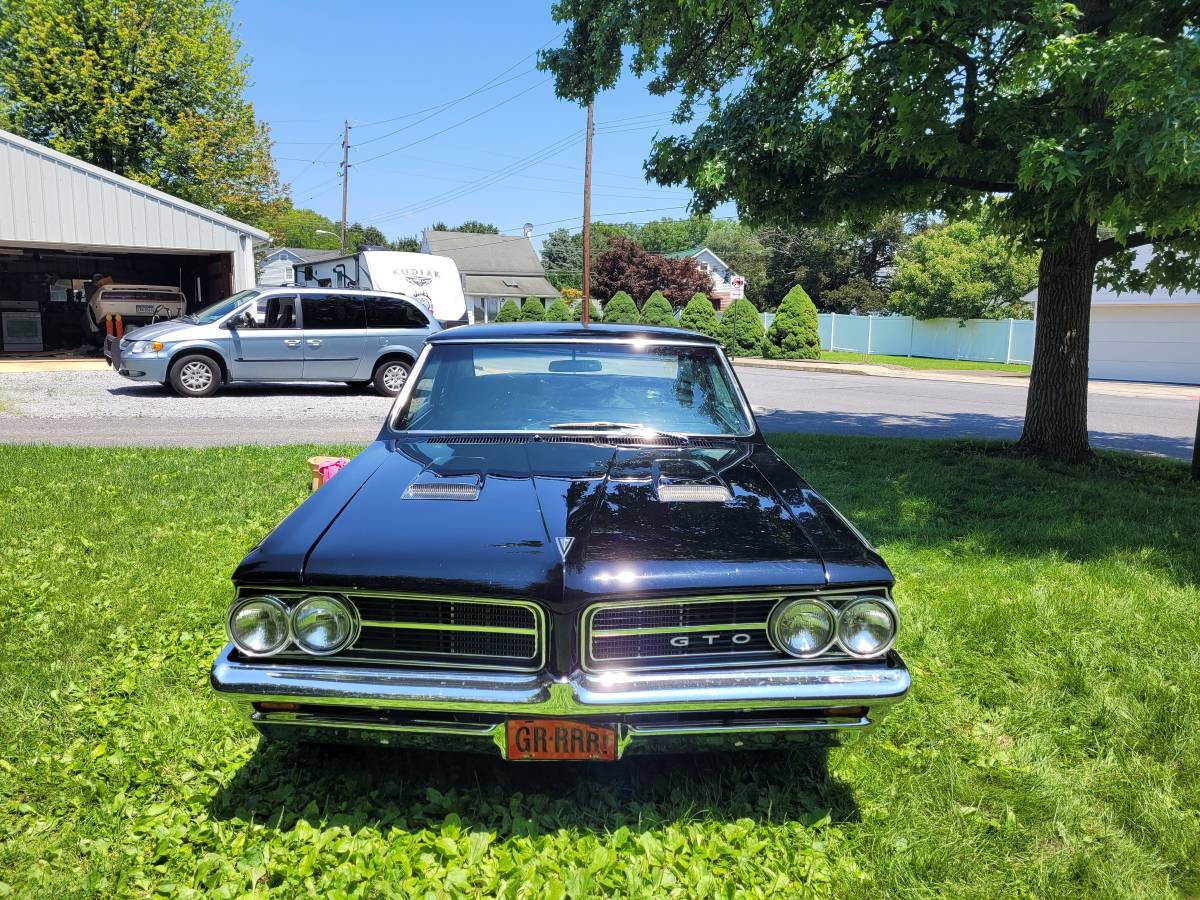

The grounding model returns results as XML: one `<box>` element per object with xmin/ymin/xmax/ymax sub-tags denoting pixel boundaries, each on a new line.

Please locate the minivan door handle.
<box><xmin>306</xmin><ymin>339</ymin><xmax>322</xmax><ymax>347</ymax></box>
<box><xmin>284</xmin><ymin>339</ymin><xmax>301</xmax><ymax>347</ymax></box>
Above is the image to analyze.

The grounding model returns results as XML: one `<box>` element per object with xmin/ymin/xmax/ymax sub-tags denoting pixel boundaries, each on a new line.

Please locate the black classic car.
<box><xmin>211</xmin><ymin>323</ymin><xmax>909</xmax><ymax>760</ymax></box>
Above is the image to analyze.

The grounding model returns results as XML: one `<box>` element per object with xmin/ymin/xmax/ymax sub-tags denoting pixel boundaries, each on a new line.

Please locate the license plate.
<box><xmin>135</xmin><ymin>304</ymin><xmax>155</xmax><ymax>314</ymax></box>
<box><xmin>505</xmin><ymin>718</ymin><xmax>617</xmax><ymax>761</ymax></box>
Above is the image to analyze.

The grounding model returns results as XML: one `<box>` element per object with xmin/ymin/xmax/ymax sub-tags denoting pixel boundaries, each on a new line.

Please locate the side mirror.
<box><xmin>224</xmin><ymin>313</ymin><xmax>251</xmax><ymax>330</ymax></box>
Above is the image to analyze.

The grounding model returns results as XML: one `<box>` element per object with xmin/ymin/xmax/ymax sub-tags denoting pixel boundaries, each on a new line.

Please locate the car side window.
<box><xmin>365</xmin><ymin>295</ymin><xmax>430</xmax><ymax>329</ymax></box>
<box><xmin>301</xmin><ymin>293</ymin><xmax>366</xmax><ymax>330</ymax></box>
<box><xmin>263</xmin><ymin>296</ymin><xmax>299</xmax><ymax>329</ymax></box>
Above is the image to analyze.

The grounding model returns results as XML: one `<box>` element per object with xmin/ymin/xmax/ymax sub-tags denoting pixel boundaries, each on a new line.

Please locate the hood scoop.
<box><xmin>404</xmin><ymin>473</ymin><xmax>482</xmax><ymax>501</ymax></box>
<box><xmin>653</xmin><ymin>456</ymin><xmax>732</xmax><ymax>503</ymax></box>
<box><xmin>656</xmin><ymin>483</ymin><xmax>731</xmax><ymax>503</ymax></box>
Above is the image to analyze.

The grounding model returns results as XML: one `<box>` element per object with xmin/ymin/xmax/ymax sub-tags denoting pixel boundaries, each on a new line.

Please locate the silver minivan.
<box><xmin>108</xmin><ymin>287</ymin><xmax>440</xmax><ymax>397</ymax></box>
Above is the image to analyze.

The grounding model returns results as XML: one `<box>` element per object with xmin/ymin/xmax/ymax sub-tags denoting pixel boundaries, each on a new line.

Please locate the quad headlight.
<box><xmin>836</xmin><ymin>597</ymin><xmax>898</xmax><ymax>658</ymax></box>
<box><xmin>226</xmin><ymin>595</ymin><xmax>290</xmax><ymax>656</ymax></box>
<box><xmin>768</xmin><ymin>597</ymin><xmax>837</xmax><ymax>658</ymax></box>
<box><xmin>769</xmin><ymin>594</ymin><xmax>898</xmax><ymax>659</ymax></box>
<box><xmin>290</xmin><ymin>595</ymin><xmax>357</xmax><ymax>655</ymax></box>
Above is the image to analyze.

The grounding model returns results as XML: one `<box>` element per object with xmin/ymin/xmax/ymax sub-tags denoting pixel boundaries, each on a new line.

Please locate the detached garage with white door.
<box><xmin>1029</xmin><ymin>246</ymin><xmax>1200</xmax><ymax>385</ymax></box>
<box><xmin>0</xmin><ymin>127</ymin><xmax>267</xmax><ymax>353</ymax></box>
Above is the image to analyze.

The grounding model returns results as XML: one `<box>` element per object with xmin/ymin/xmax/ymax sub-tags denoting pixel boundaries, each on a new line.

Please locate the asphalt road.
<box><xmin>0</xmin><ymin>366</ymin><xmax>1194</xmax><ymax>459</ymax></box>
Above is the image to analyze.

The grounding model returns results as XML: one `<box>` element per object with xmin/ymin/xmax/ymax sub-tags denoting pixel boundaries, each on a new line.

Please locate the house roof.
<box><xmin>0</xmin><ymin>126</ymin><xmax>269</xmax><ymax>249</ymax></box>
<box><xmin>424</xmin><ymin>229</ymin><xmax>546</xmax><ymax>275</ymax></box>
<box><xmin>462</xmin><ymin>273</ymin><xmax>560</xmax><ymax>299</ymax></box>
<box><xmin>266</xmin><ymin>247</ymin><xmax>343</xmax><ymax>264</ymax></box>
<box><xmin>661</xmin><ymin>247</ymin><xmax>705</xmax><ymax>259</ymax></box>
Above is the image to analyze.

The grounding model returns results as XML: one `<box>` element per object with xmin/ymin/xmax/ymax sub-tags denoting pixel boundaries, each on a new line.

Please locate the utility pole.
<box><xmin>581</xmin><ymin>101</ymin><xmax>594</xmax><ymax>325</ymax></box>
<box><xmin>339</xmin><ymin>119</ymin><xmax>350</xmax><ymax>251</ymax></box>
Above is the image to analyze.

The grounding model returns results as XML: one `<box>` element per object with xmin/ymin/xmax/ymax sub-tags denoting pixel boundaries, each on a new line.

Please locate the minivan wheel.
<box><xmin>169</xmin><ymin>354</ymin><xmax>221</xmax><ymax>397</ymax></box>
<box><xmin>372</xmin><ymin>359</ymin><xmax>411</xmax><ymax>397</ymax></box>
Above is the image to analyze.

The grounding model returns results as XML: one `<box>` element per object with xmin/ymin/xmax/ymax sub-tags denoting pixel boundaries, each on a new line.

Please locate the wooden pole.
<box><xmin>339</xmin><ymin>119</ymin><xmax>350</xmax><ymax>251</ymax></box>
<box><xmin>581</xmin><ymin>101</ymin><xmax>594</xmax><ymax>326</ymax></box>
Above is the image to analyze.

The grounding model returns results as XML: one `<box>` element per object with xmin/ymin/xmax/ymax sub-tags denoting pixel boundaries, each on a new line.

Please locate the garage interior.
<box><xmin>0</xmin><ymin>245</ymin><xmax>234</xmax><ymax>353</ymax></box>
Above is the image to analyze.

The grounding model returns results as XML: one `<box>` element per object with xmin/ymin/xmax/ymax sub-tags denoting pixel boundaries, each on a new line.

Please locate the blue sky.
<box><xmin>233</xmin><ymin>1</ymin><xmax>731</xmax><ymax>248</ymax></box>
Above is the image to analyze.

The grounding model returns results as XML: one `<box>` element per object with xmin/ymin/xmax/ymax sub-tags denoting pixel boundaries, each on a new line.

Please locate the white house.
<box><xmin>661</xmin><ymin>247</ymin><xmax>745</xmax><ymax>309</ymax></box>
<box><xmin>258</xmin><ymin>247</ymin><xmax>342</xmax><ymax>286</ymax></box>
<box><xmin>422</xmin><ymin>229</ymin><xmax>559</xmax><ymax>323</ymax></box>
<box><xmin>1027</xmin><ymin>246</ymin><xmax>1200</xmax><ymax>384</ymax></box>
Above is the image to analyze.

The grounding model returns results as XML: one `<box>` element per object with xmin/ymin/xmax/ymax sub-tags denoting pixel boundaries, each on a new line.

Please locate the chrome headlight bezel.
<box><xmin>835</xmin><ymin>595</ymin><xmax>899</xmax><ymax>659</ymax></box>
<box><xmin>767</xmin><ymin>596</ymin><xmax>838</xmax><ymax>659</ymax></box>
<box><xmin>226</xmin><ymin>594</ymin><xmax>291</xmax><ymax>657</ymax></box>
<box><xmin>289</xmin><ymin>594</ymin><xmax>359</xmax><ymax>656</ymax></box>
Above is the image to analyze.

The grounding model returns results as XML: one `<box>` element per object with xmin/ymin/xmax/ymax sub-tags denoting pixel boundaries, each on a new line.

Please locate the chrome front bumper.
<box><xmin>211</xmin><ymin>643</ymin><xmax>910</xmax><ymax>758</ymax></box>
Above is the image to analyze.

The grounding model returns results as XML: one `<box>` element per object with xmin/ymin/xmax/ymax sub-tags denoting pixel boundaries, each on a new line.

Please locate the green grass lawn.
<box><xmin>819</xmin><ymin>351</ymin><xmax>1032</xmax><ymax>373</ymax></box>
<box><xmin>1</xmin><ymin>439</ymin><xmax>1197</xmax><ymax>897</ymax></box>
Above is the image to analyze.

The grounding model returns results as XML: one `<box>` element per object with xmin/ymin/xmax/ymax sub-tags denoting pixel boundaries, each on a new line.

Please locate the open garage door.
<box><xmin>0</xmin><ymin>246</ymin><xmax>234</xmax><ymax>352</ymax></box>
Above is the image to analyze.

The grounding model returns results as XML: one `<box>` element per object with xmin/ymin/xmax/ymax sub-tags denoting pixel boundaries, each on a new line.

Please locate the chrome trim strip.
<box><xmin>235</xmin><ymin>587</ymin><xmax>546</xmax><ymax>672</ymax></box>
<box><xmin>593</xmin><ymin>622</ymin><xmax>768</xmax><ymax>638</ymax></box>
<box><xmin>625</xmin><ymin>717</ymin><xmax>871</xmax><ymax>736</ymax></box>
<box><xmin>212</xmin><ymin>643</ymin><xmax>911</xmax><ymax>716</ymax></box>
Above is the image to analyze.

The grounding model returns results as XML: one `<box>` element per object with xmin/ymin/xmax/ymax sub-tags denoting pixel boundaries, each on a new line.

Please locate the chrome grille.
<box><xmin>584</xmin><ymin>596</ymin><xmax>785</xmax><ymax>671</ymax></box>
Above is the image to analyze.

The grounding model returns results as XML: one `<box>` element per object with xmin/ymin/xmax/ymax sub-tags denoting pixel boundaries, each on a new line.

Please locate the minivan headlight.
<box><xmin>227</xmin><ymin>596</ymin><xmax>290</xmax><ymax>656</ymax></box>
<box><xmin>769</xmin><ymin>597</ymin><xmax>836</xmax><ymax>658</ymax></box>
<box><xmin>129</xmin><ymin>340</ymin><xmax>163</xmax><ymax>354</ymax></box>
<box><xmin>836</xmin><ymin>597</ymin><xmax>897</xmax><ymax>658</ymax></box>
<box><xmin>290</xmin><ymin>595</ymin><xmax>357</xmax><ymax>655</ymax></box>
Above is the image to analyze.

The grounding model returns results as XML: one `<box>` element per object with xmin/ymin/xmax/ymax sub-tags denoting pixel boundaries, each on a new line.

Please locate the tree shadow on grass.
<box><xmin>210</xmin><ymin>736</ymin><xmax>857</xmax><ymax>838</ymax></box>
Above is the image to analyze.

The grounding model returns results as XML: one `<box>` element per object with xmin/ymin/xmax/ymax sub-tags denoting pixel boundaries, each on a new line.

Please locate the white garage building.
<box><xmin>1029</xmin><ymin>246</ymin><xmax>1200</xmax><ymax>385</ymax></box>
<box><xmin>0</xmin><ymin>127</ymin><xmax>267</xmax><ymax>352</ymax></box>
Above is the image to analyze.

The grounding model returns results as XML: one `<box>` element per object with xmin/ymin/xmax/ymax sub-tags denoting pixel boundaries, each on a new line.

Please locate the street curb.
<box><xmin>731</xmin><ymin>357</ymin><xmax>1199</xmax><ymax>400</ymax></box>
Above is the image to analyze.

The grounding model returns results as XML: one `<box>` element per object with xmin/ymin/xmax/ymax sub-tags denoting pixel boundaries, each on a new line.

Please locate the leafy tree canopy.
<box><xmin>261</xmin><ymin>206</ymin><xmax>342</xmax><ymax>251</ymax></box>
<box><xmin>592</xmin><ymin>236</ymin><xmax>712</xmax><ymax>306</ymax></box>
<box><xmin>889</xmin><ymin>219</ymin><xmax>1038</xmax><ymax>321</ymax></box>
<box><xmin>542</xmin><ymin>1</ymin><xmax>1200</xmax><ymax>460</ymax></box>
<box><xmin>541</xmin><ymin>227</ymin><xmax>584</xmax><ymax>291</ymax></box>
<box><xmin>0</xmin><ymin>0</ymin><xmax>284</xmax><ymax>227</ymax></box>
<box><xmin>431</xmin><ymin>220</ymin><xmax>500</xmax><ymax>234</ymax></box>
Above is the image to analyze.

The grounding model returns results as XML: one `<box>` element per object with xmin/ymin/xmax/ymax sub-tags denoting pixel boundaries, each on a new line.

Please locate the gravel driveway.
<box><xmin>0</xmin><ymin>366</ymin><xmax>1195</xmax><ymax>458</ymax></box>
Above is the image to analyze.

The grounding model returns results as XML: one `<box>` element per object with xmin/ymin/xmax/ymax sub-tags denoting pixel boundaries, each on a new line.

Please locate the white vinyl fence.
<box><xmin>760</xmin><ymin>313</ymin><xmax>1034</xmax><ymax>365</ymax></box>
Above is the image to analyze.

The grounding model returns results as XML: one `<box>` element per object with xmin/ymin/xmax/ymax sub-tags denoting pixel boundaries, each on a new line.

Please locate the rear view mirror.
<box><xmin>549</xmin><ymin>359</ymin><xmax>602</xmax><ymax>373</ymax></box>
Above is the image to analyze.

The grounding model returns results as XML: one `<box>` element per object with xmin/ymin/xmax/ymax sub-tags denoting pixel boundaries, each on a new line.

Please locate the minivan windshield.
<box><xmin>186</xmin><ymin>290</ymin><xmax>260</xmax><ymax>324</ymax></box>
<box><xmin>392</xmin><ymin>342</ymin><xmax>753</xmax><ymax>436</ymax></box>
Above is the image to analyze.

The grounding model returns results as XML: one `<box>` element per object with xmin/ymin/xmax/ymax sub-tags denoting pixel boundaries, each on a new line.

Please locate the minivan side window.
<box><xmin>366</xmin><ymin>295</ymin><xmax>430</xmax><ymax>329</ymax></box>
<box><xmin>301</xmin><ymin>294</ymin><xmax>366</xmax><ymax>330</ymax></box>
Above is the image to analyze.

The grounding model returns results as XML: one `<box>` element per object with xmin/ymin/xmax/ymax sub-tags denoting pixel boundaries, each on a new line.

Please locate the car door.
<box><xmin>225</xmin><ymin>294</ymin><xmax>304</xmax><ymax>380</ymax></box>
<box><xmin>364</xmin><ymin>293</ymin><xmax>435</xmax><ymax>365</ymax></box>
<box><xmin>300</xmin><ymin>293</ymin><xmax>369</xmax><ymax>380</ymax></box>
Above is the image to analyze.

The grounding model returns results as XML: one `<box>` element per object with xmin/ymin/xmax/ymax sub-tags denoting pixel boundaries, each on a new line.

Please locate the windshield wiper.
<box><xmin>548</xmin><ymin>422</ymin><xmax>690</xmax><ymax>443</ymax></box>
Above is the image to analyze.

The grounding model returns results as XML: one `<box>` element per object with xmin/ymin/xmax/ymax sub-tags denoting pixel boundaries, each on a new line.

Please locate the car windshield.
<box><xmin>392</xmin><ymin>341</ymin><xmax>753</xmax><ymax>436</ymax></box>
<box><xmin>186</xmin><ymin>290</ymin><xmax>260</xmax><ymax>324</ymax></box>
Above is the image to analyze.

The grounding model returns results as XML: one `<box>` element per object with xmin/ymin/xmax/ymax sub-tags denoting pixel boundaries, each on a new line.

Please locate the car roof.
<box><xmin>427</xmin><ymin>322</ymin><xmax>720</xmax><ymax>344</ymax></box>
<box><xmin>253</xmin><ymin>285</ymin><xmax>415</xmax><ymax>299</ymax></box>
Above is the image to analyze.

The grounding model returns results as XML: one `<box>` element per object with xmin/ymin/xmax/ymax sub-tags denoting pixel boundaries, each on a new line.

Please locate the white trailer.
<box><xmin>293</xmin><ymin>250</ymin><xmax>467</xmax><ymax>323</ymax></box>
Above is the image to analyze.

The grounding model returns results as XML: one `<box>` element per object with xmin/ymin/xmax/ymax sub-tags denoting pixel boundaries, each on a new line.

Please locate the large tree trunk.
<box><xmin>1016</xmin><ymin>225</ymin><xmax>1097</xmax><ymax>463</ymax></box>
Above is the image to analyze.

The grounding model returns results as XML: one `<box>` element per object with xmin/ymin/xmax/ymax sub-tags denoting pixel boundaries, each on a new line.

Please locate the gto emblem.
<box><xmin>555</xmin><ymin>537</ymin><xmax>574</xmax><ymax>561</ymax></box>
<box><xmin>669</xmin><ymin>633</ymin><xmax>752</xmax><ymax>647</ymax></box>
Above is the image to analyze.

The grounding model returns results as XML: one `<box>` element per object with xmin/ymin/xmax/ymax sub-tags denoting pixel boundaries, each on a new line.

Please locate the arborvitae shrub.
<box><xmin>719</xmin><ymin>299</ymin><xmax>766</xmax><ymax>357</ymax></box>
<box><xmin>678</xmin><ymin>292</ymin><xmax>720</xmax><ymax>338</ymax></box>
<box><xmin>601</xmin><ymin>291</ymin><xmax>639</xmax><ymax>324</ymax></box>
<box><xmin>494</xmin><ymin>298</ymin><xmax>521</xmax><ymax>322</ymax></box>
<box><xmin>570</xmin><ymin>298</ymin><xmax>603</xmax><ymax>321</ymax></box>
<box><xmin>544</xmin><ymin>298</ymin><xmax>572</xmax><ymax>321</ymax></box>
<box><xmin>638</xmin><ymin>291</ymin><xmax>675</xmax><ymax>326</ymax></box>
<box><xmin>766</xmin><ymin>285</ymin><xmax>822</xmax><ymax>359</ymax></box>
<box><xmin>520</xmin><ymin>297</ymin><xmax>545</xmax><ymax>321</ymax></box>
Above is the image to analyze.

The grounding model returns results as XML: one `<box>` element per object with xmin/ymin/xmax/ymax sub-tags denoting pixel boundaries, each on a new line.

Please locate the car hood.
<box><xmin>122</xmin><ymin>318</ymin><xmax>197</xmax><ymax>342</ymax></box>
<box><xmin>235</xmin><ymin>439</ymin><xmax>890</xmax><ymax>605</ymax></box>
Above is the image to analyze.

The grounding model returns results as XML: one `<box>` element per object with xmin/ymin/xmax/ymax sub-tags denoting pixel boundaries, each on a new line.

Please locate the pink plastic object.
<box><xmin>317</xmin><ymin>457</ymin><xmax>349</xmax><ymax>485</ymax></box>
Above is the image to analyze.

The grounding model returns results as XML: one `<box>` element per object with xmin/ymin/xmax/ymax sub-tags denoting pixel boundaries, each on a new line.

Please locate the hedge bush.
<box><xmin>494</xmin><ymin>298</ymin><xmax>521</xmax><ymax>322</ymax></box>
<box><xmin>520</xmin><ymin>297</ymin><xmax>545</xmax><ymax>321</ymax></box>
<box><xmin>678</xmin><ymin>292</ymin><xmax>720</xmax><ymax>338</ymax></box>
<box><xmin>766</xmin><ymin>285</ymin><xmax>821</xmax><ymax>359</ymax></box>
<box><xmin>570</xmin><ymin>298</ymin><xmax>602</xmax><ymax>322</ymax></box>
<box><xmin>560</xmin><ymin>287</ymin><xmax>583</xmax><ymax>301</ymax></box>
<box><xmin>639</xmin><ymin>291</ymin><xmax>675</xmax><ymax>326</ymax></box>
<box><xmin>719</xmin><ymin>299</ymin><xmax>766</xmax><ymax>357</ymax></box>
<box><xmin>544</xmin><ymin>298</ymin><xmax>572</xmax><ymax>322</ymax></box>
<box><xmin>602</xmin><ymin>291</ymin><xmax>639</xmax><ymax>324</ymax></box>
